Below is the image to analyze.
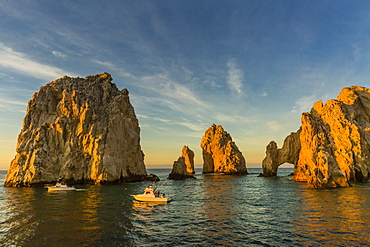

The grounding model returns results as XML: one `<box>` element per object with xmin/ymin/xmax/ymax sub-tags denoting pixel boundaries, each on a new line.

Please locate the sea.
<box><xmin>0</xmin><ymin>168</ymin><xmax>369</xmax><ymax>247</ymax></box>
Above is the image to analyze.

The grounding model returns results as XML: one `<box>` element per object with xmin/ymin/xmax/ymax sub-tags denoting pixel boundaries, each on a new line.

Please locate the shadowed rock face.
<box><xmin>262</xmin><ymin>86</ymin><xmax>370</xmax><ymax>188</ymax></box>
<box><xmin>200</xmin><ymin>124</ymin><xmax>247</xmax><ymax>175</ymax></box>
<box><xmin>5</xmin><ymin>73</ymin><xmax>147</xmax><ymax>187</ymax></box>
<box><xmin>168</xmin><ymin>145</ymin><xmax>195</xmax><ymax>180</ymax></box>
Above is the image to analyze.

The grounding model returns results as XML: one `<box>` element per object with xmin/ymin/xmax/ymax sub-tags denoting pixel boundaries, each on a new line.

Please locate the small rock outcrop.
<box><xmin>200</xmin><ymin>124</ymin><xmax>248</xmax><ymax>174</ymax></box>
<box><xmin>262</xmin><ymin>86</ymin><xmax>370</xmax><ymax>188</ymax></box>
<box><xmin>168</xmin><ymin>146</ymin><xmax>195</xmax><ymax>180</ymax></box>
<box><xmin>5</xmin><ymin>73</ymin><xmax>148</xmax><ymax>187</ymax></box>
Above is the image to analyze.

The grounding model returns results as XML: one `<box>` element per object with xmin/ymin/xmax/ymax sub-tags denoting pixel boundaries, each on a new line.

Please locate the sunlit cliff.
<box><xmin>262</xmin><ymin>86</ymin><xmax>370</xmax><ymax>188</ymax></box>
<box><xmin>4</xmin><ymin>73</ymin><xmax>147</xmax><ymax>186</ymax></box>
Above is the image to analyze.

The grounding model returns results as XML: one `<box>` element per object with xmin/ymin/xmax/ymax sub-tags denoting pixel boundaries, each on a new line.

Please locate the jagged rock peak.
<box><xmin>5</xmin><ymin>73</ymin><xmax>147</xmax><ymax>187</ymax></box>
<box><xmin>200</xmin><ymin>124</ymin><xmax>248</xmax><ymax>175</ymax></box>
<box><xmin>168</xmin><ymin>145</ymin><xmax>195</xmax><ymax>180</ymax></box>
<box><xmin>261</xmin><ymin>85</ymin><xmax>370</xmax><ymax>188</ymax></box>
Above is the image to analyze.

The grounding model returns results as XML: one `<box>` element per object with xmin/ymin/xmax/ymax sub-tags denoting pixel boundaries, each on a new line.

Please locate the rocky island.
<box><xmin>262</xmin><ymin>86</ymin><xmax>370</xmax><ymax>188</ymax></box>
<box><xmin>201</xmin><ymin>124</ymin><xmax>248</xmax><ymax>174</ymax></box>
<box><xmin>5</xmin><ymin>73</ymin><xmax>151</xmax><ymax>187</ymax></box>
<box><xmin>168</xmin><ymin>145</ymin><xmax>196</xmax><ymax>180</ymax></box>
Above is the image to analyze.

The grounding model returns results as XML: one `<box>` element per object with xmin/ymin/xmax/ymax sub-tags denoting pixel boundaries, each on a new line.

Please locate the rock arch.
<box><xmin>261</xmin><ymin>129</ymin><xmax>301</xmax><ymax>177</ymax></box>
<box><xmin>262</xmin><ymin>86</ymin><xmax>370</xmax><ymax>188</ymax></box>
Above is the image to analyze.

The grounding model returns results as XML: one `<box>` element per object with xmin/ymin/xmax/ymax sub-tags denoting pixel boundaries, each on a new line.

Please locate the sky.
<box><xmin>1</xmin><ymin>0</ymin><xmax>370</xmax><ymax>170</ymax></box>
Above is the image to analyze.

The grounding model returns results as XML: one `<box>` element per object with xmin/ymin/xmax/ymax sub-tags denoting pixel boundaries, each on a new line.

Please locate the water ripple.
<box><xmin>1</xmin><ymin>169</ymin><xmax>369</xmax><ymax>246</ymax></box>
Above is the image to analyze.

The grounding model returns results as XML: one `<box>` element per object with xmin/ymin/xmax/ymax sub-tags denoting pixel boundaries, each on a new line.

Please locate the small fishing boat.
<box><xmin>131</xmin><ymin>185</ymin><xmax>170</xmax><ymax>202</ymax></box>
<box><xmin>47</xmin><ymin>182</ymin><xmax>76</xmax><ymax>191</ymax></box>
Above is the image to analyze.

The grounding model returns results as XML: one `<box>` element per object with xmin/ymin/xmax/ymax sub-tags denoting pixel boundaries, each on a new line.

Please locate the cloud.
<box><xmin>52</xmin><ymin>50</ymin><xmax>66</xmax><ymax>58</ymax></box>
<box><xmin>139</xmin><ymin>73</ymin><xmax>208</xmax><ymax>110</ymax></box>
<box><xmin>267</xmin><ymin>120</ymin><xmax>283</xmax><ymax>131</ymax></box>
<box><xmin>204</xmin><ymin>77</ymin><xmax>220</xmax><ymax>88</ymax></box>
<box><xmin>153</xmin><ymin>117</ymin><xmax>172</xmax><ymax>123</ymax></box>
<box><xmin>214</xmin><ymin>113</ymin><xmax>254</xmax><ymax>124</ymax></box>
<box><xmin>93</xmin><ymin>60</ymin><xmax>134</xmax><ymax>78</ymax></box>
<box><xmin>293</xmin><ymin>95</ymin><xmax>316</xmax><ymax>113</ymax></box>
<box><xmin>136</xmin><ymin>114</ymin><xmax>149</xmax><ymax>119</ymax></box>
<box><xmin>0</xmin><ymin>98</ymin><xmax>26</xmax><ymax>107</ymax></box>
<box><xmin>178</xmin><ymin>122</ymin><xmax>206</xmax><ymax>132</ymax></box>
<box><xmin>0</xmin><ymin>43</ymin><xmax>74</xmax><ymax>80</ymax></box>
<box><xmin>227</xmin><ymin>59</ymin><xmax>243</xmax><ymax>95</ymax></box>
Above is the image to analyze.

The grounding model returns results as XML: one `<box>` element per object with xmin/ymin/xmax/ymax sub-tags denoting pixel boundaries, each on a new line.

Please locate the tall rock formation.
<box><xmin>200</xmin><ymin>124</ymin><xmax>247</xmax><ymax>174</ymax></box>
<box><xmin>262</xmin><ymin>86</ymin><xmax>370</xmax><ymax>188</ymax></box>
<box><xmin>168</xmin><ymin>145</ymin><xmax>195</xmax><ymax>180</ymax></box>
<box><xmin>5</xmin><ymin>73</ymin><xmax>148</xmax><ymax>187</ymax></box>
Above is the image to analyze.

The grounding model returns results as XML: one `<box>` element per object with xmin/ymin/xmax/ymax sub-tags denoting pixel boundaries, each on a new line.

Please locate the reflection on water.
<box><xmin>0</xmin><ymin>182</ymin><xmax>141</xmax><ymax>247</ymax></box>
<box><xmin>1</xmin><ymin>185</ymin><xmax>104</xmax><ymax>247</ymax></box>
<box><xmin>1</xmin><ymin>169</ymin><xmax>369</xmax><ymax>246</ymax></box>
<box><xmin>132</xmin><ymin>201</ymin><xmax>169</xmax><ymax>212</ymax></box>
<box><xmin>1</xmin><ymin>187</ymin><xmax>38</xmax><ymax>246</ymax></box>
<box><xmin>200</xmin><ymin>175</ymin><xmax>241</xmax><ymax>245</ymax></box>
<box><xmin>296</xmin><ymin>186</ymin><xmax>370</xmax><ymax>246</ymax></box>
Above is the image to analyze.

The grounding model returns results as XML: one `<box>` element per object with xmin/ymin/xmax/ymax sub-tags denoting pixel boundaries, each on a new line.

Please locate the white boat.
<box><xmin>131</xmin><ymin>185</ymin><xmax>170</xmax><ymax>202</ymax></box>
<box><xmin>47</xmin><ymin>182</ymin><xmax>76</xmax><ymax>191</ymax></box>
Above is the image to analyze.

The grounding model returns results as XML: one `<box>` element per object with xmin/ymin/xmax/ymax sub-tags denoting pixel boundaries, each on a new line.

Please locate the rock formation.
<box><xmin>5</xmin><ymin>73</ymin><xmax>149</xmax><ymax>187</ymax></box>
<box><xmin>168</xmin><ymin>145</ymin><xmax>195</xmax><ymax>180</ymax></box>
<box><xmin>200</xmin><ymin>124</ymin><xmax>247</xmax><ymax>174</ymax></box>
<box><xmin>262</xmin><ymin>86</ymin><xmax>370</xmax><ymax>188</ymax></box>
<box><xmin>260</xmin><ymin>130</ymin><xmax>301</xmax><ymax>177</ymax></box>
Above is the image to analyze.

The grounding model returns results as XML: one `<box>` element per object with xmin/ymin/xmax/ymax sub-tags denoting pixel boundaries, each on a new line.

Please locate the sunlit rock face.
<box><xmin>262</xmin><ymin>86</ymin><xmax>370</xmax><ymax>188</ymax></box>
<box><xmin>200</xmin><ymin>124</ymin><xmax>248</xmax><ymax>174</ymax></box>
<box><xmin>4</xmin><ymin>73</ymin><xmax>147</xmax><ymax>187</ymax></box>
<box><xmin>261</xmin><ymin>130</ymin><xmax>301</xmax><ymax>177</ymax></box>
<box><xmin>168</xmin><ymin>145</ymin><xmax>195</xmax><ymax>180</ymax></box>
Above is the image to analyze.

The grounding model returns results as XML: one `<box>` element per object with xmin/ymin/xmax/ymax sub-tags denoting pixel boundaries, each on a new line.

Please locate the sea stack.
<box><xmin>168</xmin><ymin>145</ymin><xmax>196</xmax><ymax>180</ymax></box>
<box><xmin>200</xmin><ymin>124</ymin><xmax>247</xmax><ymax>174</ymax></box>
<box><xmin>261</xmin><ymin>86</ymin><xmax>370</xmax><ymax>188</ymax></box>
<box><xmin>5</xmin><ymin>73</ymin><xmax>148</xmax><ymax>187</ymax></box>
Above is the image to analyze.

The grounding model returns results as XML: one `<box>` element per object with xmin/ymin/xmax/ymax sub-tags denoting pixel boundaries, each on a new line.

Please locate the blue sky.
<box><xmin>1</xmin><ymin>0</ymin><xmax>370</xmax><ymax>169</ymax></box>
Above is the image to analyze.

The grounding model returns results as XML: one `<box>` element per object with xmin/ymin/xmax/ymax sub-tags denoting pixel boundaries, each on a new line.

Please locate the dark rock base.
<box><xmin>168</xmin><ymin>173</ymin><xmax>196</xmax><ymax>180</ymax></box>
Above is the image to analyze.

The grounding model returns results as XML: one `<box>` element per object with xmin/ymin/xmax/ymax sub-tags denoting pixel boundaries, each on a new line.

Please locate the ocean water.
<box><xmin>0</xmin><ymin>168</ymin><xmax>369</xmax><ymax>247</ymax></box>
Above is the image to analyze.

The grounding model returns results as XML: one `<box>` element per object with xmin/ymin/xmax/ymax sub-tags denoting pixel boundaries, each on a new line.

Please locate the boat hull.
<box><xmin>47</xmin><ymin>187</ymin><xmax>76</xmax><ymax>191</ymax></box>
<box><xmin>132</xmin><ymin>195</ymin><xmax>170</xmax><ymax>202</ymax></box>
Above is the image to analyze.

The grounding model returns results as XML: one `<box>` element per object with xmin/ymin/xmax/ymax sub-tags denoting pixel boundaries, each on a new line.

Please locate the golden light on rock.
<box><xmin>262</xmin><ymin>86</ymin><xmax>370</xmax><ymax>188</ymax></box>
<box><xmin>201</xmin><ymin>124</ymin><xmax>247</xmax><ymax>175</ymax></box>
<box><xmin>4</xmin><ymin>73</ymin><xmax>147</xmax><ymax>187</ymax></box>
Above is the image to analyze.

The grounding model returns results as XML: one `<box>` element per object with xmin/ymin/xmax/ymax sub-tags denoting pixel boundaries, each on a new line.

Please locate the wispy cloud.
<box><xmin>0</xmin><ymin>98</ymin><xmax>26</xmax><ymax>107</ymax></box>
<box><xmin>292</xmin><ymin>95</ymin><xmax>317</xmax><ymax>113</ymax></box>
<box><xmin>93</xmin><ymin>60</ymin><xmax>135</xmax><ymax>78</ymax></box>
<box><xmin>136</xmin><ymin>114</ymin><xmax>149</xmax><ymax>119</ymax></box>
<box><xmin>0</xmin><ymin>43</ymin><xmax>74</xmax><ymax>80</ymax></box>
<box><xmin>139</xmin><ymin>73</ymin><xmax>208</xmax><ymax>110</ymax></box>
<box><xmin>227</xmin><ymin>59</ymin><xmax>244</xmax><ymax>95</ymax></box>
<box><xmin>214</xmin><ymin>113</ymin><xmax>255</xmax><ymax>124</ymax></box>
<box><xmin>267</xmin><ymin>120</ymin><xmax>283</xmax><ymax>131</ymax></box>
<box><xmin>178</xmin><ymin>122</ymin><xmax>207</xmax><ymax>132</ymax></box>
<box><xmin>153</xmin><ymin>117</ymin><xmax>172</xmax><ymax>123</ymax></box>
<box><xmin>52</xmin><ymin>50</ymin><xmax>66</xmax><ymax>58</ymax></box>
